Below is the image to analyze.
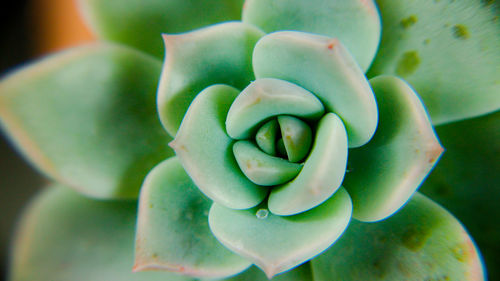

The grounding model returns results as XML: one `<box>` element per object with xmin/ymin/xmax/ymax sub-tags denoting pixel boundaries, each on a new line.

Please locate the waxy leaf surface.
<box><xmin>209</xmin><ymin>188</ymin><xmax>352</xmax><ymax>278</ymax></box>
<box><xmin>253</xmin><ymin>31</ymin><xmax>378</xmax><ymax>147</ymax></box>
<box><xmin>243</xmin><ymin>0</ymin><xmax>381</xmax><ymax>71</ymax></box>
<box><xmin>171</xmin><ymin>85</ymin><xmax>267</xmax><ymax>209</ymax></box>
<box><xmin>344</xmin><ymin>75</ymin><xmax>443</xmax><ymax>222</ymax></box>
<box><xmin>158</xmin><ymin>22</ymin><xmax>264</xmax><ymax>136</ymax></box>
<box><xmin>135</xmin><ymin>157</ymin><xmax>251</xmax><ymax>278</ymax></box>
<box><xmin>226</xmin><ymin>78</ymin><xmax>324</xmax><ymax>140</ymax></box>
<box><xmin>269</xmin><ymin>113</ymin><xmax>348</xmax><ymax>216</ymax></box>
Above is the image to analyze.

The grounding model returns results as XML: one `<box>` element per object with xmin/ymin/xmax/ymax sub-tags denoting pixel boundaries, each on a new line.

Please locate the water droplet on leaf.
<box><xmin>256</xmin><ymin>208</ymin><xmax>269</xmax><ymax>219</ymax></box>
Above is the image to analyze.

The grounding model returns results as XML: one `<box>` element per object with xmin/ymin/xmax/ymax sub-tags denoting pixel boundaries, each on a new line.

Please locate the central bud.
<box><xmin>224</xmin><ymin>78</ymin><xmax>349</xmax><ymax>216</ymax></box>
<box><xmin>232</xmin><ymin>116</ymin><xmax>313</xmax><ymax>186</ymax></box>
<box><xmin>225</xmin><ymin>77</ymin><xmax>324</xmax><ymax>187</ymax></box>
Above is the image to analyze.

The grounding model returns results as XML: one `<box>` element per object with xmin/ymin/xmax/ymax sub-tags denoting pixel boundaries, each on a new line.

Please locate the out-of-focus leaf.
<box><xmin>421</xmin><ymin>109</ymin><xmax>500</xmax><ymax>280</ymax></box>
<box><xmin>368</xmin><ymin>0</ymin><xmax>500</xmax><ymax>125</ymax></box>
<box><xmin>79</xmin><ymin>0</ymin><xmax>245</xmax><ymax>58</ymax></box>
<box><xmin>10</xmin><ymin>185</ymin><xmax>192</xmax><ymax>281</ymax></box>
<box><xmin>311</xmin><ymin>193</ymin><xmax>485</xmax><ymax>281</ymax></box>
<box><xmin>0</xmin><ymin>43</ymin><xmax>173</xmax><ymax>199</ymax></box>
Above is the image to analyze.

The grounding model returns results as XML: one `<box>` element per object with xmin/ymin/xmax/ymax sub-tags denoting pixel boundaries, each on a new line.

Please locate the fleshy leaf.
<box><xmin>226</xmin><ymin>78</ymin><xmax>324</xmax><ymax>140</ymax></box>
<box><xmin>253</xmin><ymin>31</ymin><xmax>378</xmax><ymax>148</ymax></box>
<box><xmin>209</xmin><ymin>264</ymin><xmax>313</xmax><ymax>281</ymax></box>
<box><xmin>255</xmin><ymin>119</ymin><xmax>279</xmax><ymax>155</ymax></box>
<box><xmin>277</xmin><ymin>115</ymin><xmax>312</xmax><ymax>163</ymax></box>
<box><xmin>78</xmin><ymin>0</ymin><xmax>245</xmax><ymax>58</ymax></box>
<box><xmin>171</xmin><ymin>84</ymin><xmax>267</xmax><ymax>210</ymax></box>
<box><xmin>158</xmin><ymin>22</ymin><xmax>264</xmax><ymax>136</ymax></box>
<box><xmin>269</xmin><ymin>113</ymin><xmax>348</xmax><ymax>216</ymax></box>
<box><xmin>11</xmin><ymin>185</ymin><xmax>192</xmax><ymax>281</ymax></box>
<box><xmin>368</xmin><ymin>0</ymin><xmax>500</xmax><ymax>125</ymax></box>
<box><xmin>344</xmin><ymin>75</ymin><xmax>443</xmax><ymax>222</ymax></box>
<box><xmin>420</xmin><ymin>110</ymin><xmax>500</xmax><ymax>280</ymax></box>
<box><xmin>242</xmin><ymin>0</ymin><xmax>381</xmax><ymax>71</ymax></box>
<box><xmin>311</xmin><ymin>193</ymin><xmax>485</xmax><ymax>281</ymax></box>
<box><xmin>135</xmin><ymin>157</ymin><xmax>251</xmax><ymax>278</ymax></box>
<box><xmin>209</xmin><ymin>188</ymin><xmax>352</xmax><ymax>279</ymax></box>
<box><xmin>233</xmin><ymin>140</ymin><xmax>302</xmax><ymax>186</ymax></box>
<box><xmin>0</xmin><ymin>43</ymin><xmax>173</xmax><ymax>199</ymax></box>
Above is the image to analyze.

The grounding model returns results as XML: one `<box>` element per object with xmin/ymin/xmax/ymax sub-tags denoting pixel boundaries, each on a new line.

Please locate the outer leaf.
<box><xmin>253</xmin><ymin>31</ymin><xmax>378</xmax><ymax>148</ymax></box>
<box><xmin>10</xmin><ymin>185</ymin><xmax>192</xmax><ymax>281</ymax></box>
<box><xmin>420</xmin><ymin>110</ymin><xmax>500</xmax><ymax>280</ymax></box>
<box><xmin>135</xmin><ymin>157</ymin><xmax>251</xmax><ymax>278</ymax></box>
<box><xmin>209</xmin><ymin>188</ymin><xmax>352</xmax><ymax>279</ymax></box>
<box><xmin>344</xmin><ymin>75</ymin><xmax>443</xmax><ymax>222</ymax></box>
<box><xmin>79</xmin><ymin>0</ymin><xmax>245</xmax><ymax>58</ymax></box>
<box><xmin>243</xmin><ymin>0</ymin><xmax>381</xmax><ymax>71</ymax></box>
<box><xmin>311</xmin><ymin>193</ymin><xmax>485</xmax><ymax>281</ymax></box>
<box><xmin>209</xmin><ymin>264</ymin><xmax>313</xmax><ymax>281</ymax></box>
<box><xmin>170</xmin><ymin>85</ymin><xmax>267</xmax><ymax>210</ymax></box>
<box><xmin>0</xmin><ymin>44</ymin><xmax>173</xmax><ymax>199</ymax></box>
<box><xmin>269</xmin><ymin>113</ymin><xmax>348</xmax><ymax>216</ymax></box>
<box><xmin>158</xmin><ymin>22</ymin><xmax>264</xmax><ymax>136</ymax></box>
<box><xmin>368</xmin><ymin>0</ymin><xmax>500</xmax><ymax>125</ymax></box>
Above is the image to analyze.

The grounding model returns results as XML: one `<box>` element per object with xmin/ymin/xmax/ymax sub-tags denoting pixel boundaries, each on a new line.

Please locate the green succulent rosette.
<box><xmin>1</xmin><ymin>0</ymin><xmax>498</xmax><ymax>280</ymax></box>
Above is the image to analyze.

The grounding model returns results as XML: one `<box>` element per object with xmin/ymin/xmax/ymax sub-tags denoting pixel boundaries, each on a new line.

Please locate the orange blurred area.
<box><xmin>29</xmin><ymin>0</ymin><xmax>96</xmax><ymax>56</ymax></box>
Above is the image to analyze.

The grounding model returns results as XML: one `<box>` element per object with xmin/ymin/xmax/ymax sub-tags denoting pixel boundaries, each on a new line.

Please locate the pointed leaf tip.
<box><xmin>0</xmin><ymin>43</ymin><xmax>173</xmax><ymax>199</ymax></box>
<box><xmin>209</xmin><ymin>188</ymin><xmax>352</xmax><ymax>278</ymax></box>
<box><xmin>135</xmin><ymin>157</ymin><xmax>251</xmax><ymax>278</ymax></box>
<box><xmin>345</xmin><ymin>75</ymin><xmax>444</xmax><ymax>222</ymax></box>
<box><xmin>157</xmin><ymin>22</ymin><xmax>264</xmax><ymax>136</ymax></box>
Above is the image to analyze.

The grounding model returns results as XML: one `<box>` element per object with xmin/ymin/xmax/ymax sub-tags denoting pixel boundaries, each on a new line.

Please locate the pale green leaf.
<box><xmin>171</xmin><ymin>85</ymin><xmax>267</xmax><ymax>210</ymax></box>
<box><xmin>0</xmin><ymin>44</ymin><xmax>173</xmax><ymax>199</ymax></box>
<box><xmin>79</xmin><ymin>0</ymin><xmax>245</xmax><ymax>58</ymax></box>
<box><xmin>10</xmin><ymin>185</ymin><xmax>192</xmax><ymax>281</ymax></box>
<box><xmin>255</xmin><ymin>119</ymin><xmax>279</xmax><ymax>156</ymax></box>
<box><xmin>344</xmin><ymin>75</ymin><xmax>443</xmax><ymax>222</ymax></box>
<box><xmin>368</xmin><ymin>0</ymin><xmax>500</xmax><ymax>124</ymax></box>
<box><xmin>421</xmin><ymin>109</ymin><xmax>500</xmax><ymax>280</ymax></box>
<box><xmin>253</xmin><ymin>31</ymin><xmax>378</xmax><ymax>147</ymax></box>
<box><xmin>243</xmin><ymin>0</ymin><xmax>381</xmax><ymax>71</ymax></box>
<box><xmin>233</xmin><ymin>140</ymin><xmax>302</xmax><ymax>186</ymax></box>
<box><xmin>208</xmin><ymin>264</ymin><xmax>313</xmax><ymax>281</ymax></box>
<box><xmin>209</xmin><ymin>188</ymin><xmax>352</xmax><ymax>279</ymax></box>
<box><xmin>277</xmin><ymin>116</ymin><xmax>312</xmax><ymax>163</ymax></box>
<box><xmin>225</xmin><ymin>78</ymin><xmax>324</xmax><ymax>140</ymax></box>
<box><xmin>157</xmin><ymin>22</ymin><xmax>264</xmax><ymax>136</ymax></box>
<box><xmin>311</xmin><ymin>193</ymin><xmax>485</xmax><ymax>281</ymax></box>
<box><xmin>269</xmin><ymin>113</ymin><xmax>348</xmax><ymax>216</ymax></box>
<box><xmin>135</xmin><ymin>157</ymin><xmax>251</xmax><ymax>278</ymax></box>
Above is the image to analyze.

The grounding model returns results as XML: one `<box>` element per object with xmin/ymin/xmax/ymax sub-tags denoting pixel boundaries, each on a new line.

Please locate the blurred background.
<box><xmin>0</xmin><ymin>1</ymin><xmax>94</xmax><ymax>279</ymax></box>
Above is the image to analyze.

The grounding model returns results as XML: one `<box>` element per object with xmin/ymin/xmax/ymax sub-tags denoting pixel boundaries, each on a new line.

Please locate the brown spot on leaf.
<box><xmin>401</xmin><ymin>15</ymin><xmax>418</xmax><ymax>28</ymax></box>
<box><xmin>452</xmin><ymin>24</ymin><xmax>470</xmax><ymax>40</ymax></box>
<box><xmin>401</xmin><ymin>226</ymin><xmax>428</xmax><ymax>251</ymax></box>
<box><xmin>395</xmin><ymin>51</ymin><xmax>420</xmax><ymax>77</ymax></box>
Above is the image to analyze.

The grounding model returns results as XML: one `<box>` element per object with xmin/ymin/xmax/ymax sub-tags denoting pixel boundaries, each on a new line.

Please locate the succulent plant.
<box><xmin>1</xmin><ymin>0</ymin><xmax>498</xmax><ymax>280</ymax></box>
